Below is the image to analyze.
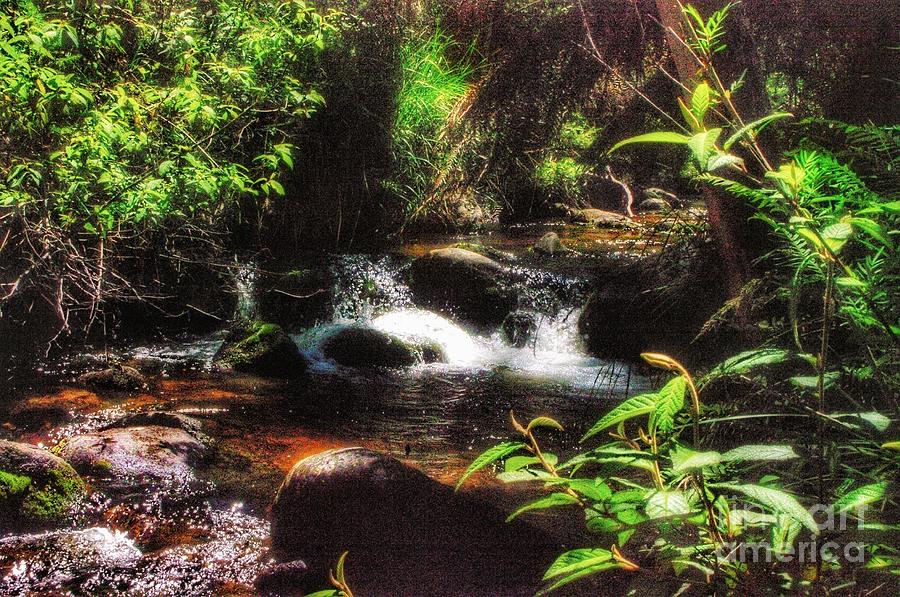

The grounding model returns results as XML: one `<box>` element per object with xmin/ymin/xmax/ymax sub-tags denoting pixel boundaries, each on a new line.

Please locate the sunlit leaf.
<box><xmin>506</xmin><ymin>492</ymin><xmax>580</xmax><ymax>522</ymax></box>
<box><xmin>456</xmin><ymin>442</ymin><xmax>526</xmax><ymax>490</ymax></box>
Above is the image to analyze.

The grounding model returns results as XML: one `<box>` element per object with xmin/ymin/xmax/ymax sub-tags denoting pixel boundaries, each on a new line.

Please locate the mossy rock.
<box><xmin>320</xmin><ymin>326</ymin><xmax>421</xmax><ymax>368</ymax></box>
<box><xmin>0</xmin><ymin>440</ymin><xmax>86</xmax><ymax>528</ymax></box>
<box><xmin>77</xmin><ymin>365</ymin><xmax>146</xmax><ymax>391</ymax></box>
<box><xmin>214</xmin><ymin>321</ymin><xmax>307</xmax><ymax>378</ymax></box>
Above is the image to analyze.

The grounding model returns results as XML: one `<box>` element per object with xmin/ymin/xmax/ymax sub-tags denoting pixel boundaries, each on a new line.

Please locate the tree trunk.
<box><xmin>654</xmin><ymin>0</ymin><xmax>769</xmax><ymax>303</ymax></box>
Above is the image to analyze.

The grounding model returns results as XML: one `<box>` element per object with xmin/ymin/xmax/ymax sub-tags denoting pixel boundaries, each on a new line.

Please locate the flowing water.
<box><xmin>0</xmin><ymin>223</ymin><xmax>674</xmax><ymax>595</ymax></box>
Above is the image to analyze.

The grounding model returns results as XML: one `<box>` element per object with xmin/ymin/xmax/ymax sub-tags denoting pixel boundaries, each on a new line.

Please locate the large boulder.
<box><xmin>408</xmin><ymin>248</ymin><xmax>517</xmax><ymax>327</ymax></box>
<box><xmin>0</xmin><ymin>440</ymin><xmax>86</xmax><ymax>528</ymax></box>
<box><xmin>57</xmin><ymin>426</ymin><xmax>208</xmax><ymax>491</ymax></box>
<box><xmin>214</xmin><ymin>321</ymin><xmax>307</xmax><ymax>378</ymax></box>
<box><xmin>578</xmin><ymin>240</ymin><xmax>727</xmax><ymax>363</ymax></box>
<box><xmin>270</xmin><ymin>448</ymin><xmax>560</xmax><ymax>596</ymax></box>
<box><xmin>319</xmin><ymin>325</ymin><xmax>442</xmax><ymax>368</ymax></box>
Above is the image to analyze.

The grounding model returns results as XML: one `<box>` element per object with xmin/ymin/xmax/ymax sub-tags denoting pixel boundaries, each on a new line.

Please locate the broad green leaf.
<box><xmin>836</xmin><ymin>276</ymin><xmax>866</xmax><ymax>288</ymax></box>
<box><xmin>715</xmin><ymin>483</ymin><xmax>818</xmax><ymax>534</ymax></box>
<box><xmin>527</xmin><ymin>416</ymin><xmax>564</xmax><ymax>432</ymax></box>
<box><xmin>678</xmin><ymin>96</ymin><xmax>701</xmax><ymax>131</ymax></box>
<box><xmin>651</xmin><ymin>376</ymin><xmax>687</xmax><ymax>434</ymax></box>
<box><xmin>545</xmin><ymin>478</ymin><xmax>612</xmax><ymax>502</ymax></box>
<box><xmin>723</xmin><ymin>112</ymin><xmax>793</xmax><ymax>150</ymax></box>
<box><xmin>833</xmin><ymin>412</ymin><xmax>891</xmax><ymax>433</ymax></box>
<box><xmin>543</xmin><ymin>548</ymin><xmax>614</xmax><ymax>580</ymax></box>
<box><xmin>706</xmin><ymin>152</ymin><xmax>744</xmax><ymax>172</ymax></box>
<box><xmin>537</xmin><ymin>560</ymin><xmax>622</xmax><ymax>595</ymax></box>
<box><xmin>722</xmin><ymin>445</ymin><xmax>799</xmax><ymax>462</ymax></box>
<box><xmin>834</xmin><ymin>481</ymin><xmax>888</xmax><ymax>514</ymax></box>
<box><xmin>671</xmin><ymin>447</ymin><xmax>722</xmax><ymax>473</ymax></box>
<box><xmin>882</xmin><ymin>441</ymin><xmax>900</xmax><ymax>451</ymax></box>
<box><xmin>505</xmin><ymin>453</ymin><xmax>557</xmax><ymax>472</ymax></box>
<box><xmin>506</xmin><ymin>492</ymin><xmax>580</xmax><ymax>522</ymax></box>
<box><xmin>456</xmin><ymin>442</ymin><xmax>525</xmax><ymax>490</ymax></box>
<box><xmin>771</xmin><ymin>514</ymin><xmax>802</xmax><ymax>555</ymax></box>
<box><xmin>690</xmin><ymin>83</ymin><xmax>712</xmax><ymax>124</ymax></box>
<box><xmin>688</xmin><ymin>128</ymin><xmax>722</xmax><ymax>162</ymax></box>
<box><xmin>790</xmin><ymin>371</ymin><xmax>839</xmax><ymax>390</ymax></box>
<box><xmin>707</xmin><ymin>348</ymin><xmax>790</xmax><ymax>379</ymax></box>
<box><xmin>645</xmin><ymin>490</ymin><xmax>692</xmax><ymax>519</ymax></box>
<box><xmin>609</xmin><ymin>131</ymin><xmax>690</xmax><ymax>154</ymax></box>
<box><xmin>303</xmin><ymin>591</ymin><xmax>341</xmax><ymax>597</ymax></box>
<box><xmin>581</xmin><ymin>393</ymin><xmax>659</xmax><ymax>442</ymax></box>
<box><xmin>821</xmin><ymin>222</ymin><xmax>853</xmax><ymax>253</ymax></box>
<box><xmin>496</xmin><ymin>469</ymin><xmax>553</xmax><ymax>483</ymax></box>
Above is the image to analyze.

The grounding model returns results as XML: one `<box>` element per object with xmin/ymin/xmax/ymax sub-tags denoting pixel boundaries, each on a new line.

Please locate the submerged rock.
<box><xmin>533</xmin><ymin>231</ymin><xmax>565</xmax><ymax>255</ymax></box>
<box><xmin>58</xmin><ymin>426</ymin><xmax>208</xmax><ymax>490</ymax></box>
<box><xmin>638</xmin><ymin>197</ymin><xmax>672</xmax><ymax>212</ymax></box>
<box><xmin>0</xmin><ymin>440</ymin><xmax>86</xmax><ymax>527</ymax></box>
<box><xmin>319</xmin><ymin>325</ymin><xmax>440</xmax><ymax>368</ymax></box>
<box><xmin>409</xmin><ymin>247</ymin><xmax>517</xmax><ymax>327</ymax></box>
<box><xmin>102</xmin><ymin>411</ymin><xmax>206</xmax><ymax>439</ymax></box>
<box><xmin>569</xmin><ymin>208</ymin><xmax>632</xmax><ymax>227</ymax></box>
<box><xmin>9</xmin><ymin>388</ymin><xmax>102</xmax><ymax>429</ymax></box>
<box><xmin>270</xmin><ymin>447</ymin><xmax>559</xmax><ymax>596</ymax></box>
<box><xmin>0</xmin><ymin>528</ymin><xmax>141</xmax><ymax>594</ymax></box>
<box><xmin>254</xmin><ymin>559</ymin><xmax>310</xmax><ymax>596</ymax></box>
<box><xmin>501</xmin><ymin>311</ymin><xmax>538</xmax><ymax>348</ymax></box>
<box><xmin>214</xmin><ymin>321</ymin><xmax>307</xmax><ymax>378</ymax></box>
<box><xmin>77</xmin><ymin>365</ymin><xmax>147</xmax><ymax>392</ymax></box>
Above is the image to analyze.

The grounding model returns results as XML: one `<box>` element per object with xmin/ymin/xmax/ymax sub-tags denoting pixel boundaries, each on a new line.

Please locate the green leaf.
<box><xmin>723</xmin><ymin>112</ymin><xmax>793</xmax><ymax>150</ymax></box>
<box><xmin>651</xmin><ymin>376</ymin><xmax>687</xmax><ymax>433</ymax></box>
<box><xmin>881</xmin><ymin>441</ymin><xmax>900</xmax><ymax>451</ymax></box>
<box><xmin>706</xmin><ymin>152</ymin><xmax>744</xmax><ymax>172</ymax></box>
<box><xmin>538</xmin><ymin>559</ymin><xmax>622</xmax><ymax>595</ymax></box>
<box><xmin>527</xmin><ymin>416</ymin><xmax>564</xmax><ymax>433</ymax></box>
<box><xmin>609</xmin><ymin>131</ymin><xmax>690</xmax><ymax>154</ymax></box>
<box><xmin>832</xmin><ymin>412</ymin><xmax>891</xmax><ymax>433</ymax></box>
<box><xmin>835</xmin><ymin>276</ymin><xmax>866</xmax><ymax>288</ymax></box>
<box><xmin>707</xmin><ymin>348</ymin><xmax>790</xmax><ymax>379</ymax></box>
<box><xmin>544</xmin><ymin>548</ymin><xmax>614</xmax><ymax>580</ymax></box>
<box><xmin>790</xmin><ymin>371</ymin><xmax>839</xmax><ymax>390</ymax></box>
<box><xmin>671</xmin><ymin>447</ymin><xmax>722</xmax><ymax>473</ymax></box>
<box><xmin>545</xmin><ymin>478</ymin><xmax>612</xmax><ymax>502</ymax></box>
<box><xmin>645</xmin><ymin>490</ymin><xmax>692</xmax><ymax>519</ymax></box>
<box><xmin>821</xmin><ymin>222</ymin><xmax>853</xmax><ymax>253</ymax></box>
<box><xmin>834</xmin><ymin>481</ymin><xmax>888</xmax><ymax>514</ymax></box>
<box><xmin>722</xmin><ymin>445</ymin><xmax>799</xmax><ymax>462</ymax></box>
<box><xmin>581</xmin><ymin>393</ymin><xmax>659</xmax><ymax>442</ymax></box>
<box><xmin>688</xmin><ymin>128</ymin><xmax>722</xmax><ymax>162</ymax></box>
<box><xmin>715</xmin><ymin>483</ymin><xmax>818</xmax><ymax>534</ymax></box>
<box><xmin>506</xmin><ymin>492</ymin><xmax>580</xmax><ymax>522</ymax></box>
<box><xmin>303</xmin><ymin>591</ymin><xmax>341</xmax><ymax>597</ymax></box>
<box><xmin>456</xmin><ymin>442</ymin><xmax>526</xmax><ymax>490</ymax></box>
<box><xmin>496</xmin><ymin>469</ymin><xmax>553</xmax><ymax>483</ymax></box>
<box><xmin>505</xmin><ymin>454</ymin><xmax>557</xmax><ymax>472</ymax></box>
<box><xmin>690</xmin><ymin>83</ymin><xmax>712</xmax><ymax>124</ymax></box>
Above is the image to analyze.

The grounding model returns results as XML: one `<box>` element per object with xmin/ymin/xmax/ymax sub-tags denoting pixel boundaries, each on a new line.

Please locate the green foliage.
<box><xmin>0</xmin><ymin>0</ymin><xmax>334</xmax><ymax>235</ymax></box>
<box><xmin>459</xmin><ymin>355</ymin><xmax>832</xmax><ymax>593</ymax></box>
<box><xmin>533</xmin><ymin>156</ymin><xmax>588</xmax><ymax>197</ymax></box>
<box><xmin>386</xmin><ymin>27</ymin><xmax>473</xmax><ymax>215</ymax></box>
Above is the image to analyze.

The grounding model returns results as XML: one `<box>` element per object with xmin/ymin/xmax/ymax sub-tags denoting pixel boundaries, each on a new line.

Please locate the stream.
<box><xmin>0</xmin><ymin>221</ymin><xmax>677</xmax><ymax>596</ymax></box>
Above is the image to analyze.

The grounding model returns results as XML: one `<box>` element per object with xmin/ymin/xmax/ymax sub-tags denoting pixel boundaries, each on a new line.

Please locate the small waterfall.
<box><xmin>328</xmin><ymin>255</ymin><xmax>414</xmax><ymax>321</ymax></box>
<box><xmin>234</xmin><ymin>262</ymin><xmax>259</xmax><ymax>322</ymax></box>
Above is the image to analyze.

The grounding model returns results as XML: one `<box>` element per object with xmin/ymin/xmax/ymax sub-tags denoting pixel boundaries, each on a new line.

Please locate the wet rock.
<box><xmin>319</xmin><ymin>325</ymin><xmax>425</xmax><ymax>368</ymax></box>
<box><xmin>214</xmin><ymin>321</ymin><xmax>307</xmax><ymax>378</ymax></box>
<box><xmin>638</xmin><ymin>197</ymin><xmax>672</xmax><ymax>212</ymax></box>
<box><xmin>254</xmin><ymin>559</ymin><xmax>310</xmax><ymax>596</ymax></box>
<box><xmin>77</xmin><ymin>365</ymin><xmax>147</xmax><ymax>391</ymax></box>
<box><xmin>270</xmin><ymin>447</ymin><xmax>559</xmax><ymax>596</ymax></box>
<box><xmin>501</xmin><ymin>311</ymin><xmax>538</xmax><ymax>348</ymax></box>
<box><xmin>644</xmin><ymin>187</ymin><xmax>680</xmax><ymax>207</ymax></box>
<box><xmin>9</xmin><ymin>388</ymin><xmax>102</xmax><ymax>429</ymax></box>
<box><xmin>569</xmin><ymin>208</ymin><xmax>632</xmax><ymax>227</ymax></box>
<box><xmin>58</xmin><ymin>426</ymin><xmax>208</xmax><ymax>490</ymax></box>
<box><xmin>533</xmin><ymin>232</ymin><xmax>565</xmax><ymax>255</ymax></box>
<box><xmin>578</xmin><ymin>239</ymin><xmax>726</xmax><ymax>362</ymax></box>
<box><xmin>258</xmin><ymin>267</ymin><xmax>333</xmax><ymax>331</ymax></box>
<box><xmin>409</xmin><ymin>248</ymin><xmax>517</xmax><ymax>327</ymax></box>
<box><xmin>0</xmin><ymin>440</ymin><xmax>86</xmax><ymax>528</ymax></box>
<box><xmin>102</xmin><ymin>411</ymin><xmax>206</xmax><ymax>440</ymax></box>
<box><xmin>0</xmin><ymin>527</ymin><xmax>141</xmax><ymax>594</ymax></box>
